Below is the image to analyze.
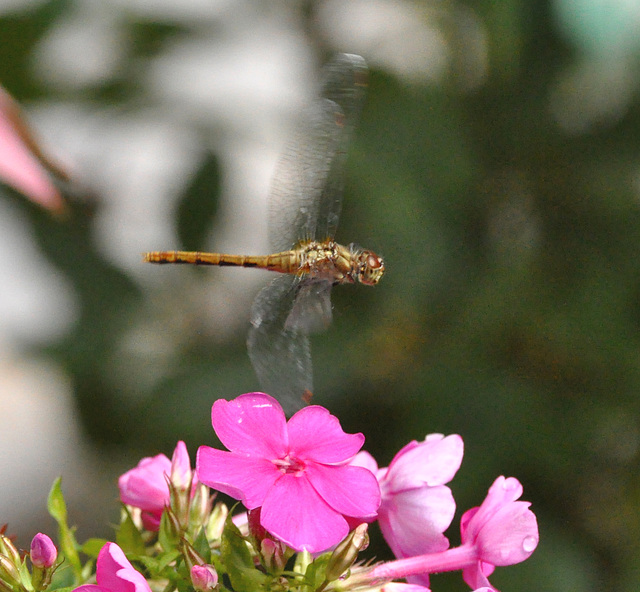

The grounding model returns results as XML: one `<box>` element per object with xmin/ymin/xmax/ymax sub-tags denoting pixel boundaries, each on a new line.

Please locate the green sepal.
<box><xmin>46</xmin><ymin>479</ymin><xmax>81</xmax><ymax>579</ymax></box>
<box><xmin>115</xmin><ymin>512</ymin><xmax>145</xmax><ymax>557</ymax></box>
<box><xmin>191</xmin><ymin>528</ymin><xmax>212</xmax><ymax>565</ymax></box>
<box><xmin>18</xmin><ymin>557</ymin><xmax>33</xmax><ymax>592</ymax></box>
<box><xmin>158</xmin><ymin>510</ymin><xmax>179</xmax><ymax>552</ymax></box>
<box><xmin>220</xmin><ymin>515</ymin><xmax>268</xmax><ymax>592</ymax></box>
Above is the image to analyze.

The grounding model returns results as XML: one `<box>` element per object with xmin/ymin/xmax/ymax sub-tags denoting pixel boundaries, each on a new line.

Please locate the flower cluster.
<box><xmin>7</xmin><ymin>392</ymin><xmax>538</xmax><ymax>592</ymax></box>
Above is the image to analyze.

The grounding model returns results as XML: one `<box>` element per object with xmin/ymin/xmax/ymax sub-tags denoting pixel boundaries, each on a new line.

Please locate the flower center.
<box><xmin>273</xmin><ymin>455</ymin><xmax>306</xmax><ymax>475</ymax></box>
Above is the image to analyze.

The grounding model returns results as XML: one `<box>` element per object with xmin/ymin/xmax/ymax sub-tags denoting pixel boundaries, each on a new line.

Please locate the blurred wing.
<box><xmin>247</xmin><ymin>274</ymin><xmax>313</xmax><ymax>416</ymax></box>
<box><xmin>285</xmin><ymin>278</ymin><xmax>333</xmax><ymax>333</ymax></box>
<box><xmin>267</xmin><ymin>54</ymin><xmax>369</xmax><ymax>251</ymax></box>
<box><xmin>315</xmin><ymin>53</ymin><xmax>369</xmax><ymax>242</ymax></box>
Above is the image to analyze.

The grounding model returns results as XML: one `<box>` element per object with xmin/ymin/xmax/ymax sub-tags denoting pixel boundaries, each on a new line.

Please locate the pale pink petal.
<box><xmin>462</xmin><ymin>561</ymin><xmax>495</xmax><ymax>591</ymax></box>
<box><xmin>385</xmin><ymin>435</ymin><xmax>463</xmax><ymax>493</ymax></box>
<box><xmin>196</xmin><ymin>446</ymin><xmax>279</xmax><ymax>508</ymax></box>
<box><xmin>287</xmin><ymin>406</ymin><xmax>364</xmax><ymax>463</ymax></box>
<box><xmin>476</xmin><ymin>502</ymin><xmax>538</xmax><ymax>566</ymax></box>
<box><xmin>306</xmin><ymin>463</ymin><xmax>380</xmax><ymax>518</ymax></box>
<box><xmin>462</xmin><ymin>477</ymin><xmax>524</xmax><ymax>544</ymax></box>
<box><xmin>212</xmin><ymin>394</ymin><xmax>288</xmax><ymax>458</ymax></box>
<box><xmin>0</xmin><ymin>89</ymin><xmax>62</xmax><ymax>210</ymax></box>
<box><xmin>260</xmin><ymin>474</ymin><xmax>348</xmax><ymax>552</ymax></box>
<box><xmin>349</xmin><ymin>450</ymin><xmax>379</xmax><ymax>473</ymax></box>
<box><xmin>378</xmin><ymin>486</ymin><xmax>454</xmax><ymax>559</ymax></box>
<box><xmin>115</xmin><ymin>567</ymin><xmax>154</xmax><ymax>592</ymax></box>
<box><xmin>118</xmin><ymin>455</ymin><xmax>171</xmax><ymax>511</ymax></box>
<box><xmin>380</xmin><ymin>584</ymin><xmax>431</xmax><ymax>592</ymax></box>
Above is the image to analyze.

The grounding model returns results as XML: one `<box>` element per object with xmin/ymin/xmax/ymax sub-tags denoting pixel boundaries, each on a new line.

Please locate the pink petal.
<box><xmin>462</xmin><ymin>477</ymin><xmax>523</xmax><ymax>544</ymax></box>
<box><xmin>170</xmin><ymin>441</ymin><xmax>192</xmax><ymax>488</ymax></box>
<box><xmin>385</xmin><ymin>435</ymin><xmax>463</xmax><ymax>494</ymax></box>
<box><xmin>476</xmin><ymin>502</ymin><xmax>539</xmax><ymax>566</ymax></box>
<box><xmin>212</xmin><ymin>394</ymin><xmax>288</xmax><ymax>458</ymax></box>
<box><xmin>73</xmin><ymin>586</ymin><xmax>108</xmax><ymax>592</ymax></box>
<box><xmin>96</xmin><ymin>544</ymin><xmax>136</xmax><ymax>592</ymax></box>
<box><xmin>287</xmin><ymin>406</ymin><xmax>364</xmax><ymax>463</ymax></box>
<box><xmin>0</xmin><ymin>88</ymin><xmax>62</xmax><ymax>210</ymax></box>
<box><xmin>306</xmin><ymin>463</ymin><xmax>380</xmax><ymax>518</ymax></box>
<box><xmin>260</xmin><ymin>474</ymin><xmax>348</xmax><ymax>552</ymax></box>
<box><xmin>350</xmin><ymin>451</ymin><xmax>379</xmax><ymax>473</ymax></box>
<box><xmin>196</xmin><ymin>446</ymin><xmax>279</xmax><ymax>508</ymax></box>
<box><xmin>378</xmin><ymin>486</ymin><xmax>453</xmax><ymax>560</ymax></box>
<box><xmin>118</xmin><ymin>455</ymin><xmax>171</xmax><ymax>511</ymax></box>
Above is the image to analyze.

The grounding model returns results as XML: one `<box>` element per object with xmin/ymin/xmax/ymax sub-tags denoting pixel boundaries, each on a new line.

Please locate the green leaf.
<box><xmin>220</xmin><ymin>516</ymin><xmax>268</xmax><ymax>592</ymax></box>
<box><xmin>46</xmin><ymin>479</ymin><xmax>82</xmax><ymax>578</ymax></box>
<box><xmin>81</xmin><ymin>538</ymin><xmax>109</xmax><ymax>558</ymax></box>
<box><xmin>115</xmin><ymin>513</ymin><xmax>145</xmax><ymax>557</ymax></box>
<box><xmin>303</xmin><ymin>554</ymin><xmax>331</xmax><ymax>591</ymax></box>
<box><xmin>158</xmin><ymin>511</ymin><xmax>179</xmax><ymax>552</ymax></box>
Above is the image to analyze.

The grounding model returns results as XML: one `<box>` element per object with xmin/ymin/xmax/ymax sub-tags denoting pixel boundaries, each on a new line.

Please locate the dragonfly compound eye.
<box><xmin>358</xmin><ymin>252</ymin><xmax>385</xmax><ymax>285</ymax></box>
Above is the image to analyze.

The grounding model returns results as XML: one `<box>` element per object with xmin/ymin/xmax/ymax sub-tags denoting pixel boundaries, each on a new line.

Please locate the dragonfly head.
<box><xmin>352</xmin><ymin>248</ymin><xmax>385</xmax><ymax>285</ymax></box>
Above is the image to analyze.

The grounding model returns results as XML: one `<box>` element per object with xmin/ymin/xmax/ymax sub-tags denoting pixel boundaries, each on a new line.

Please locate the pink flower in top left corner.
<box><xmin>196</xmin><ymin>393</ymin><xmax>381</xmax><ymax>553</ymax></box>
<box><xmin>72</xmin><ymin>543</ymin><xmax>150</xmax><ymax>592</ymax></box>
<box><xmin>119</xmin><ymin>441</ymin><xmax>196</xmax><ymax>531</ymax></box>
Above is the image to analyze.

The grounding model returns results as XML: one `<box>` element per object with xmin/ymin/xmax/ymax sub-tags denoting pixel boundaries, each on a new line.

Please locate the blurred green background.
<box><xmin>2</xmin><ymin>0</ymin><xmax>640</xmax><ymax>590</ymax></box>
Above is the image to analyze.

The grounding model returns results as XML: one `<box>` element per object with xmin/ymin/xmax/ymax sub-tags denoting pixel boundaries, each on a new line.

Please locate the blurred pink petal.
<box><xmin>0</xmin><ymin>87</ymin><xmax>64</xmax><ymax>211</ymax></box>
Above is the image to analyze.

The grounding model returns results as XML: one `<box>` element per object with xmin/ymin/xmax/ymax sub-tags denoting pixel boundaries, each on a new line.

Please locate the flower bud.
<box><xmin>190</xmin><ymin>564</ymin><xmax>218</xmax><ymax>591</ymax></box>
<box><xmin>205</xmin><ymin>503</ymin><xmax>228</xmax><ymax>542</ymax></box>
<box><xmin>189</xmin><ymin>483</ymin><xmax>211</xmax><ymax>529</ymax></box>
<box><xmin>0</xmin><ymin>536</ymin><xmax>19</xmax><ymax>566</ymax></box>
<box><xmin>0</xmin><ymin>555</ymin><xmax>21</xmax><ymax>592</ymax></box>
<box><xmin>30</xmin><ymin>533</ymin><xmax>57</xmax><ymax>568</ymax></box>
<box><xmin>325</xmin><ymin>524</ymin><xmax>369</xmax><ymax>581</ymax></box>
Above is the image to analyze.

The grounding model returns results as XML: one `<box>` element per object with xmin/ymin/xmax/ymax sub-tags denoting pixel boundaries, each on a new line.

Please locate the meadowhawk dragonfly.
<box><xmin>144</xmin><ymin>54</ymin><xmax>384</xmax><ymax>415</ymax></box>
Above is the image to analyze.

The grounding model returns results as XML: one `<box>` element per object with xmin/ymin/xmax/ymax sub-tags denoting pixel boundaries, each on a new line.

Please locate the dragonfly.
<box><xmin>144</xmin><ymin>53</ymin><xmax>384</xmax><ymax>415</ymax></box>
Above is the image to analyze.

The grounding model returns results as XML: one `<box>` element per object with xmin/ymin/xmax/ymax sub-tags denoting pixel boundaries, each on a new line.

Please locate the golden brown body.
<box><xmin>143</xmin><ymin>240</ymin><xmax>384</xmax><ymax>286</ymax></box>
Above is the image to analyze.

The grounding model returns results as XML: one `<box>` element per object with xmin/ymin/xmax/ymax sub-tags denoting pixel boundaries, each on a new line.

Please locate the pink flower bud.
<box><xmin>30</xmin><ymin>533</ymin><xmax>57</xmax><ymax>568</ymax></box>
<box><xmin>190</xmin><ymin>565</ymin><xmax>218</xmax><ymax>591</ymax></box>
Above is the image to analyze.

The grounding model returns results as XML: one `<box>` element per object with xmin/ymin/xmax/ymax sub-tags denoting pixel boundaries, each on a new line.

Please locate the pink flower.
<box><xmin>72</xmin><ymin>543</ymin><xmax>150</xmax><ymax>592</ymax></box>
<box><xmin>0</xmin><ymin>87</ymin><xmax>64</xmax><ymax>211</ymax></box>
<box><xmin>29</xmin><ymin>533</ymin><xmax>57</xmax><ymax>568</ymax></box>
<box><xmin>353</xmin><ymin>435</ymin><xmax>462</xmax><ymax>587</ymax></box>
<box><xmin>362</xmin><ymin>477</ymin><xmax>537</xmax><ymax>592</ymax></box>
<box><xmin>119</xmin><ymin>441</ymin><xmax>195</xmax><ymax>531</ymax></box>
<box><xmin>196</xmin><ymin>393</ymin><xmax>381</xmax><ymax>553</ymax></box>
<box><xmin>460</xmin><ymin>476</ymin><xmax>538</xmax><ymax>590</ymax></box>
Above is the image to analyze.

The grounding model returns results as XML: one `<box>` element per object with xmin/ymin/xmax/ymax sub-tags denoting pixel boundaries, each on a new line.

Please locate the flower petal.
<box><xmin>378</xmin><ymin>486</ymin><xmax>454</xmax><ymax>559</ymax></box>
<box><xmin>196</xmin><ymin>446</ymin><xmax>279</xmax><ymax>508</ymax></box>
<box><xmin>260</xmin><ymin>474</ymin><xmax>348</xmax><ymax>552</ymax></box>
<box><xmin>212</xmin><ymin>394</ymin><xmax>288</xmax><ymax>458</ymax></box>
<box><xmin>476</xmin><ymin>502</ymin><xmax>539</xmax><ymax>566</ymax></box>
<box><xmin>306</xmin><ymin>463</ymin><xmax>380</xmax><ymax>518</ymax></box>
<box><xmin>96</xmin><ymin>543</ymin><xmax>148</xmax><ymax>592</ymax></box>
<box><xmin>385</xmin><ymin>435</ymin><xmax>463</xmax><ymax>493</ymax></box>
<box><xmin>287</xmin><ymin>406</ymin><xmax>364</xmax><ymax>463</ymax></box>
<box><xmin>118</xmin><ymin>455</ymin><xmax>171</xmax><ymax>511</ymax></box>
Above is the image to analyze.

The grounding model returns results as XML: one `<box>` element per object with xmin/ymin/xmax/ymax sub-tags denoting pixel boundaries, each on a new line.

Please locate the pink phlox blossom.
<box><xmin>460</xmin><ymin>476</ymin><xmax>539</xmax><ymax>591</ymax></box>
<box><xmin>196</xmin><ymin>393</ymin><xmax>381</xmax><ymax>553</ymax></box>
<box><xmin>72</xmin><ymin>543</ymin><xmax>151</xmax><ymax>592</ymax></box>
<box><xmin>0</xmin><ymin>86</ymin><xmax>64</xmax><ymax>211</ymax></box>
<box><xmin>118</xmin><ymin>441</ymin><xmax>196</xmax><ymax>531</ymax></box>
<box><xmin>353</xmin><ymin>435</ymin><xmax>463</xmax><ymax>587</ymax></box>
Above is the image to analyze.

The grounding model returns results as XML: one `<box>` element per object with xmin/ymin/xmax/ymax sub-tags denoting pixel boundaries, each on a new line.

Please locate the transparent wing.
<box><xmin>247</xmin><ymin>274</ymin><xmax>314</xmax><ymax>416</ymax></box>
<box><xmin>267</xmin><ymin>54</ymin><xmax>369</xmax><ymax>251</ymax></box>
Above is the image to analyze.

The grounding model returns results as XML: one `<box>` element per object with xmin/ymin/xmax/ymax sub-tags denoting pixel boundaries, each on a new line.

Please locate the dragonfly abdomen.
<box><xmin>143</xmin><ymin>250</ymin><xmax>298</xmax><ymax>273</ymax></box>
